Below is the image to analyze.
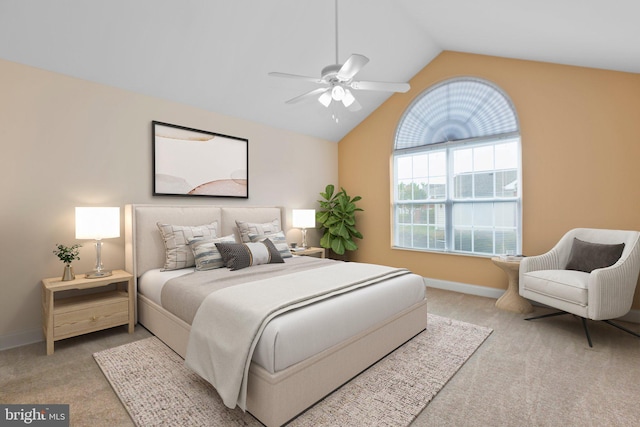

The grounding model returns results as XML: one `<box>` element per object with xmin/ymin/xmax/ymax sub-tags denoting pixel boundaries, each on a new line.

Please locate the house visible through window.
<box><xmin>393</xmin><ymin>77</ymin><xmax>521</xmax><ymax>256</ymax></box>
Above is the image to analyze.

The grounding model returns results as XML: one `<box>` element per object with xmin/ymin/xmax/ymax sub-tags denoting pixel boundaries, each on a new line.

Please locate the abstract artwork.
<box><xmin>152</xmin><ymin>121</ymin><xmax>248</xmax><ymax>198</ymax></box>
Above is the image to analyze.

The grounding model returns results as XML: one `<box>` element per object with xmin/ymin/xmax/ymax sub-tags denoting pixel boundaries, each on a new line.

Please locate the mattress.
<box><xmin>138</xmin><ymin>257</ymin><xmax>426</xmax><ymax>374</ymax></box>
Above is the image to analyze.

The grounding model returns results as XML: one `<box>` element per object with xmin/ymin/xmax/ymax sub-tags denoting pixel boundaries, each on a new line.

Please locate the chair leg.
<box><xmin>525</xmin><ymin>311</ymin><xmax>594</xmax><ymax>347</ymax></box>
<box><xmin>603</xmin><ymin>320</ymin><xmax>640</xmax><ymax>339</ymax></box>
<box><xmin>524</xmin><ymin>311</ymin><xmax>568</xmax><ymax>321</ymax></box>
<box><xmin>581</xmin><ymin>317</ymin><xmax>593</xmax><ymax>348</ymax></box>
<box><xmin>525</xmin><ymin>311</ymin><xmax>640</xmax><ymax>347</ymax></box>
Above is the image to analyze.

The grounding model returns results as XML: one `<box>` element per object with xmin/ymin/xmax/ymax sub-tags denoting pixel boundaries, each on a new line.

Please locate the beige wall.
<box><xmin>339</xmin><ymin>51</ymin><xmax>640</xmax><ymax>309</ymax></box>
<box><xmin>0</xmin><ymin>59</ymin><xmax>337</xmax><ymax>348</ymax></box>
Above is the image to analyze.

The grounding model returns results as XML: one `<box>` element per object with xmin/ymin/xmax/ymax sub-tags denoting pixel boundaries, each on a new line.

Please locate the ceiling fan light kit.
<box><xmin>269</xmin><ymin>0</ymin><xmax>410</xmax><ymax>116</ymax></box>
<box><xmin>318</xmin><ymin>90</ymin><xmax>332</xmax><ymax>107</ymax></box>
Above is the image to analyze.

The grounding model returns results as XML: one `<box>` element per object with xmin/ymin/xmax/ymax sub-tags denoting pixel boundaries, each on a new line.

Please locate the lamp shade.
<box><xmin>292</xmin><ymin>209</ymin><xmax>316</xmax><ymax>229</ymax></box>
<box><xmin>75</xmin><ymin>207</ymin><xmax>120</xmax><ymax>240</ymax></box>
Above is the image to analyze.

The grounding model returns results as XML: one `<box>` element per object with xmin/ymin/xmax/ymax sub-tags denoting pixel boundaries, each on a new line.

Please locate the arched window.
<box><xmin>393</xmin><ymin>77</ymin><xmax>521</xmax><ymax>256</ymax></box>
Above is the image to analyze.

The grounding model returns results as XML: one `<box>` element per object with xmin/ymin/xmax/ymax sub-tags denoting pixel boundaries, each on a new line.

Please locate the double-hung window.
<box><xmin>393</xmin><ymin>78</ymin><xmax>521</xmax><ymax>256</ymax></box>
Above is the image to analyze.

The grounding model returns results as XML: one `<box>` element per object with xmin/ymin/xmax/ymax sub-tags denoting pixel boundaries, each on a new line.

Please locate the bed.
<box><xmin>124</xmin><ymin>204</ymin><xmax>427</xmax><ymax>426</ymax></box>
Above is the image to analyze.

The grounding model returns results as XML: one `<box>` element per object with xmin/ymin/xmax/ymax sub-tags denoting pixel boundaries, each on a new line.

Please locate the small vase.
<box><xmin>62</xmin><ymin>265</ymin><xmax>75</xmax><ymax>281</ymax></box>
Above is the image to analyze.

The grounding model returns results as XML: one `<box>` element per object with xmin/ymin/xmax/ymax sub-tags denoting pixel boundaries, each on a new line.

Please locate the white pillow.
<box><xmin>236</xmin><ymin>218</ymin><xmax>281</xmax><ymax>243</ymax></box>
<box><xmin>157</xmin><ymin>222</ymin><xmax>218</xmax><ymax>270</ymax></box>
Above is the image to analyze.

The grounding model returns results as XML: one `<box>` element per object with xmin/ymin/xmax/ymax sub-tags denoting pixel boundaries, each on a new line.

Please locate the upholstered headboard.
<box><xmin>124</xmin><ymin>204</ymin><xmax>283</xmax><ymax>279</ymax></box>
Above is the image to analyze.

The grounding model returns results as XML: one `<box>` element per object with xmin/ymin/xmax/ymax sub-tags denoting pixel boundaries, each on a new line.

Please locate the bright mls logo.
<box><xmin>1</xmin><ymin>405</ymin><xmax>69</xmax><ymax>426</ymax></box>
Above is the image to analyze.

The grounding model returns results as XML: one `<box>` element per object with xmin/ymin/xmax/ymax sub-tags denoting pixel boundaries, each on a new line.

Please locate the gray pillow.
<box><xmin>215</xmin><ymin>239</ymin><xmax>284</xmax><ymax>271</ymax></box>
<box><xmin>565</xmin><ymin>238</ymin><xmax>625</xmax><ymax>273</ymax></box>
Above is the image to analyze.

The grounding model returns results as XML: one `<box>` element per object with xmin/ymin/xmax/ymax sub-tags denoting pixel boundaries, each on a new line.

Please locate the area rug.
<box><xmin>94</xmin><ymin>314</ymin><xmax>491</xmax><ymax>426</ymax></box>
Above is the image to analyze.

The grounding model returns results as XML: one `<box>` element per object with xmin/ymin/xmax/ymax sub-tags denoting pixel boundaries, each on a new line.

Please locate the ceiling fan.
<box><xmin>268</xmin><ymin>0</ymin><xmax>410</xmax><ymax>113</ymax></box>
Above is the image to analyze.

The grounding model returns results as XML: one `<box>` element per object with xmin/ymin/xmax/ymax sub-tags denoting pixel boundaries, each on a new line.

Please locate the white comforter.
<box><xmin>185</xmin><ymin>262</ymin><xmax>411</xmax><ymax>410</ymax></box>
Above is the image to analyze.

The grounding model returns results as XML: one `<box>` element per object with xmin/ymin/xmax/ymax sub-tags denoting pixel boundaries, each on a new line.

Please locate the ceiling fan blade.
<box><xmin>285</xmin><ymin>88</ymin><xmax>328</xmax><ymax>104</ymax></box>
<box><xmin>337</xmin><ymin>54</ymin><xmax>369</xmax><ymax>81</ymax></box>
<box><xmin>350</xmin><ymin>80</ymin><xmax>410</xmax><ymax>93</ymax></box>
<box><xmin>268</xmin><ymin>72</ymin><xmax>323</xmax><ymax>84</ymax></box>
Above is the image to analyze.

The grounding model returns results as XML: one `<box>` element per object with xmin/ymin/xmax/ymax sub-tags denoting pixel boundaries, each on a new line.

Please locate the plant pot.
<box><xmin>62</xmin><ymin>265</ymin><xmax>75</xmax><ymax>281</ymax></box>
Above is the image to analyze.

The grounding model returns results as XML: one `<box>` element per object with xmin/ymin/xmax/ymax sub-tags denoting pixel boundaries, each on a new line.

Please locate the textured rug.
<box><xmin>94</xmin><ymin>314</ymin><xmax>491</xmax><ymax>426</ymax></box>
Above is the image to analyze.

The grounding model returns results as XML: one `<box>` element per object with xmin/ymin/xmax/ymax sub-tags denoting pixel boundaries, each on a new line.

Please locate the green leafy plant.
<box><xmin>53</xmin><ymin>243</ymin><xmax>82</xmax><ymax>265</ymax></box>
<box><xmin>316</xmin><ymin>184</ymin><xmax>363</xmax><ymax>255</ymax></box>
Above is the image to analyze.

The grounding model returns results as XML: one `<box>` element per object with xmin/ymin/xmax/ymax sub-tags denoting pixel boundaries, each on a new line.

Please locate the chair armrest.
<box><xmin>520</xmin><ymin>249</ymin><xmax>562</xmax><ymax>274</ymax></box>
<box><xmin>588</xmin><ymin>256</ymin><xmax>640</xmax><ymax>320</ymax></box>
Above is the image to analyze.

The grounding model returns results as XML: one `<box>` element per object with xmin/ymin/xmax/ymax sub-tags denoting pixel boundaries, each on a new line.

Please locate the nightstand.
<box><xmin>292</xmin><ymin>247</ymin><xmax>326</xmax><ymax>258</ymax></box>
<box><xmin>42</xmin><ymin>269</ymin><xmax>134</xmax><ymax>355</ymax></box>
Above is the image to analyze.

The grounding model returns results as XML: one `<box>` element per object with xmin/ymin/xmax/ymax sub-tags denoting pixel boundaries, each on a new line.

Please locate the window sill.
<box><xmin>391</xmin><ymin>245</ymin><xmax>496</xmax><ymax>259</ymax></box>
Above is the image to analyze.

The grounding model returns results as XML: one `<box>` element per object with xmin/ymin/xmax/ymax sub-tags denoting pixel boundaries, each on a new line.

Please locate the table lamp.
<box><xmin>292</xmin><ymin>209</ymin><xmax>316</xmax><ymax>248</ymax></box>
<box><xmin>75</xmin><ymin>207</ymin><xmax>120</xmax><ymax>278</ymax></box>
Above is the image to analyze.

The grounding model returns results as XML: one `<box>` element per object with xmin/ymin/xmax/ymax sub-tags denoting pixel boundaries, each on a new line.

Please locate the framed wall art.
<box><xmin>152</xmin><ymin>121</ymin><xmax>248</xmax><ymax>198</ymax></box>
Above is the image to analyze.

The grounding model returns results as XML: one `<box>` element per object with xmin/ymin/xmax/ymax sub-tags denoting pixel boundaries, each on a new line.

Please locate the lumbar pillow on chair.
<box><xmin>565</xmin><ymin>238</ymin><xmax>625</xmax><ymax>273</ymax></box>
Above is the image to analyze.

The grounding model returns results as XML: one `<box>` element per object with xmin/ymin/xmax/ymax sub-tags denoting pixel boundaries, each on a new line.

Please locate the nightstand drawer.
<box><xmin>53</xmin><ymin>292</ymin><xmax>129</xmax><ymax>339</ymax></box>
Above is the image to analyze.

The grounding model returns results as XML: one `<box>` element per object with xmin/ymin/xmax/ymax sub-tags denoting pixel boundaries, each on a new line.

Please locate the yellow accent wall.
<box><xmin>339</xmin><ymin>51</ymin><xmax>640</xmax><ymax>309</ymax></box>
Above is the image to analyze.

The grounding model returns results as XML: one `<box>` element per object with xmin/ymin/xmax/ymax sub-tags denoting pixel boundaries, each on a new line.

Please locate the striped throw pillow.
<box><xmin>215</xmin><ymin>239</ymin><xmax>284</xmax><ymax>271</ymax></box>
<box><xmin>188</xmin><ymin>234</ymin><xmax>237</xmax><ymax>271</ymax></box>
<box><xmin>249</xmin><ymin>231</ymin><xmax>292</xmax><ymax>258</ymax></box>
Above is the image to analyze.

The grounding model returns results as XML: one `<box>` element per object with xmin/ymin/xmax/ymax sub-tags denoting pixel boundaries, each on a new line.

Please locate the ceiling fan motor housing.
<box><xmin>321</xmin><ymin>64</ymin><xmax>346</xmax><ymax>82</ymax></box>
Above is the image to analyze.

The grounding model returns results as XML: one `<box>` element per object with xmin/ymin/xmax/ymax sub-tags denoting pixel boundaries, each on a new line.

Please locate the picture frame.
<box><xmin>152</xmin><ymin>121</ymin><xmax>248</xmax><ymax>198</ymax></box>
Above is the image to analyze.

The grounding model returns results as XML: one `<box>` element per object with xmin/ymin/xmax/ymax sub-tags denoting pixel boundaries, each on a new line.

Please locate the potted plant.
<box><xmin>53</xmin><ymin>243</ymin><xmax>82</xmax><ymax>281</ymax></box>
<box><xmin>316</xmin><ymin>184</ymin><xmax>363</xmax><ymax>257</ymax></box>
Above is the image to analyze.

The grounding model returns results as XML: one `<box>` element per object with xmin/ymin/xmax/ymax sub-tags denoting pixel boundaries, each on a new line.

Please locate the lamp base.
<box><xmin>85</xmin><ymin>270</ymin><xmax>113</xmax><ymax>279</ymax></box>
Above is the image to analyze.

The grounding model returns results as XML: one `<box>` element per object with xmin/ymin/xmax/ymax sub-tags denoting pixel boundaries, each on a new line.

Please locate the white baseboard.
<box><xmin>426</xmin><ymin>277</ymin><xmax>505</xmax><ymax>300</ymax></box>
<box><xmin>0</xmin><ymin>328</ymin><xmax>42</xmax><ymax>352</ymax></box>
<box><xmin>424</xmin><ymin>277</ymin><xmax>640</xmax><ymax>324</ymax></box>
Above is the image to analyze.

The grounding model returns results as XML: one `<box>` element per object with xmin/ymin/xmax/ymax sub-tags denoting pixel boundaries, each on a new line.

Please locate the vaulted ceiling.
<box><xmin>1</xmin><ymin>0</ymin><xmax>638</xmax><ymax>142</ymax></box>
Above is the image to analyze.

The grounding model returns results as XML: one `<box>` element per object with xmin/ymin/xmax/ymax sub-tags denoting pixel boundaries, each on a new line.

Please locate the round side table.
<box><xmin>491</xmin><ymin>257</ymin><xmax>533</xmax><ymax>314</ymax></box>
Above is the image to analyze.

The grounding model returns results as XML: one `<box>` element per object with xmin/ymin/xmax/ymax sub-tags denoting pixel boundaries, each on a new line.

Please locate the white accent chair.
<box><xmin>519</xmin><ymin>228</ymin><xmax>640</xmax><ymax>347</ymax></box>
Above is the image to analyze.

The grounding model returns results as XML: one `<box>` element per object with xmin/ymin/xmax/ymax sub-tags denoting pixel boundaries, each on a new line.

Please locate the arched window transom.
<box><xmin>395</xmin><ymin>78</ymin><xmax>519</xmax><ymax>150</ymax></box>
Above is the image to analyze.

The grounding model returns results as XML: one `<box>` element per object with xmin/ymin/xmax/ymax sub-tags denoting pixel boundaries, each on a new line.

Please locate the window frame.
<box><xmin>392</xmin><ymin>77</ymin><xmax>521</xmax><ymax>257</ymax></box>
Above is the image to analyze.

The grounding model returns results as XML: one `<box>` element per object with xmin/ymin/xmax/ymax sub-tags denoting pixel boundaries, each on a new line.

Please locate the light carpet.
<box><xmin>93</xmin><ymin>313</ymin><xmax>492</xmax><ymax>426</ymax></box>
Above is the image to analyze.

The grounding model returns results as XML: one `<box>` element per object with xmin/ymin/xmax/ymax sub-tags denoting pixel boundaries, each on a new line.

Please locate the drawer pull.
<box><xmin>90</xmin><ymin>316</ymin><xmax>98</xmax><ymax>322</ymax></box>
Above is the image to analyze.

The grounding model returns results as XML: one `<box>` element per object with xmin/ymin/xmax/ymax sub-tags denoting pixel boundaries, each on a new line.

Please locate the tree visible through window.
<box><xmin>393</xmin><ymin>78</ymin><xmax>521</xmax><ymax>256</ymax></box>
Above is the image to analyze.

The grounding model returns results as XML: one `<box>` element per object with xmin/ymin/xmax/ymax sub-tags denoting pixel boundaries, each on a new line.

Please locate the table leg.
<box><xmin>495</xmin><ymin>268</ymin><xmax>533</xmax><ymax>314</ymax></box>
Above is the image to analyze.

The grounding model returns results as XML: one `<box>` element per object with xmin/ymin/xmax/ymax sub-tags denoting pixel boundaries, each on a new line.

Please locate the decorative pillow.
<box><xmin>236</xmin><ymin>218</ymin><xmax>281</xmax><ymax>243</ymax></box>
<box><xmin>157</xmin><ymin>222</ymin><xmax>218</xmax><ymax>270</ymax></box>
<box><xmin>249</xmin><ymin>230</ymin><xmax>292</xmax><ymax>258</ymax></box>
<box><xmin>188</xmin><ymin>234</ymin><xmax>237</xmax><ymax>271</ymax></box>
<box><xmin>565</xmin><ymin>238</ymin><xmax>625</xmax><ymax>273</ymax></box>
<box><xmin>215</xmin><ymin>239</ymin><xmax>284</xmax><ymax>271</ymax></box>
